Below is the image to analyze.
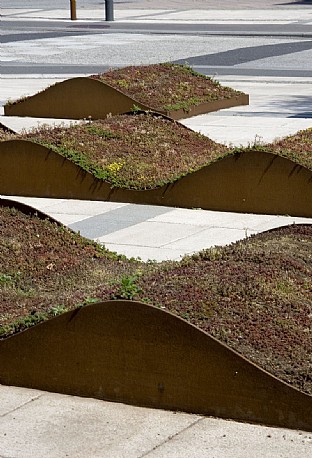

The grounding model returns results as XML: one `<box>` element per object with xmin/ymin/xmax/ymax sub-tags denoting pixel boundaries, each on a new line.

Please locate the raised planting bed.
<box><xmin>0</xmin><ymin>203</ymin><xmax>311</xmax><ymax>430</ymax></box>
<box><xmin>2</xmin><ymin>300</ymin><xmax>312</xmax><ymax>433</ymax></box>
<box><xmin>4</xmin><ymin>63</ymin><xmax>249</xmax><ymax>120</ymax></box>
<box><xmin>0</xmin><ymin>115</ymin><xmax>311</xmax><ymax>217</ymax></box>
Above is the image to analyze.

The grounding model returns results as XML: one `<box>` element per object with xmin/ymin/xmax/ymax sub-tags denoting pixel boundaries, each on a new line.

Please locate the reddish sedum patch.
<box><xmin>19</xmin><ymin>113</ymin><xmax>229</xmax><ymax>189</ymax></box>
<box><xmin>0</xmin><ymin>206</ymin><xmax>139</xmax><ymax>327</ymax></box>
<box><xmin>90</xmin><ymin>63</ymin><xmax>242</xmax><ymax>112</ymax></box>
<box><xmin>265</xmin><ymin>127</ymin><xmax>312</xmax><ymax>170</ymax></box>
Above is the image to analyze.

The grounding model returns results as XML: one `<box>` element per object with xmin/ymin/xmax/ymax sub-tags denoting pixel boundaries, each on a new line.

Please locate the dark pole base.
<box><xmin>70</xmin><ymin>0</ymin><xmax>77</xmax><ymax>20</ymax></box>
<box><xmin>105</xmin><ymin>0</ymin><xmax>114</xmax><ymax>22</ymax></box>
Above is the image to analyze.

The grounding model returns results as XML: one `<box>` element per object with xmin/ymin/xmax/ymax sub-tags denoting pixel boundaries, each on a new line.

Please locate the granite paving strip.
<box><xmin>69</xmin><ymin>204</ymin><xmax>174</xmax><ymax>240</ymax></box>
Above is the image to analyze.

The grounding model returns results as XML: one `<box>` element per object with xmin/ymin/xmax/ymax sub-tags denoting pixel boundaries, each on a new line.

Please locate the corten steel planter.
<box><xmin>3</xmin><ymin>77</ymin><xmax>249</xmax><ymax>120</ymax></box>
<box><xmin>0</xmin><ymin>139</ymin><xmax>311</xmax><ymax>217</ymax></box>
<box><xmin>0</xmin><ymin>301</ymin><xmax>311</xmax><ymax>432</ymax></box>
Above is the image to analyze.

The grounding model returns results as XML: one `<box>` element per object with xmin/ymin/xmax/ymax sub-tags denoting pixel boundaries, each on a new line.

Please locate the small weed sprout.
<box><xmin>112</xmin><ymin>274</ymin><xmax>142</xmax><ymax>300</ymax></box>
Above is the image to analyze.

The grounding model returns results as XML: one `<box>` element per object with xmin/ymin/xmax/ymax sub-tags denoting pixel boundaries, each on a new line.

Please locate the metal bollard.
<box><xmin>105</xmin><ymin>0</ymin><xmax>114</xmax><ymax>22</ymax></box>
<box><xmin>70</xmin><ymin>0</ymin><xmax>77</xmax><ymax>21</ymax></box>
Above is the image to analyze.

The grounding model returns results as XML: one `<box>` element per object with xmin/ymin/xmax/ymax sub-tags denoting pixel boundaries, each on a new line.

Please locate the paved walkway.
<box><xmin>1</xmin><ymin>384</ymin><xmax>312</xmax><ymax>458</ymax></box>
<box><xmin>3</xmin><ymin>195</ymin><xmax>311</xmax><ymax>262</ymax></box>
<box><xmin>1</xmin><ymin>3</ymin><xmax>312</xmax><ymax>457</ymax></box>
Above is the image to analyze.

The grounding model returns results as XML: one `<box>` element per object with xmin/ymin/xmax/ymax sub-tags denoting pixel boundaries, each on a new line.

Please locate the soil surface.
<box><xmin>1</xmin><ymin>203</ymin><xmax>311</xmax><ymax>396</ymax></box>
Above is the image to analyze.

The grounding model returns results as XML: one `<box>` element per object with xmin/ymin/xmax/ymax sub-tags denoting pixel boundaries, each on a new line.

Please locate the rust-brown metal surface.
<box><xmin>3</xmin><ymin>78</ymin><xmax>151</xmax><ymax>120</ymax></box>
<box><xmin>3</xmin><ymin>77</ymin><xmax>248</xmax><ymax>120</ymax></box>
<box><xmin>163</xmin><ymin>93</ymin><xmax>249</xmax><ymax>120</ymax></box>
<box><xmin>0</xmin><ymin>301</ymin><xmax>311</xmax><ymax>432</ymax></box>
<box><xmin>1</xmin><ymin>139</ymin><xmax>311</xmax><ymax>217</ymax></box>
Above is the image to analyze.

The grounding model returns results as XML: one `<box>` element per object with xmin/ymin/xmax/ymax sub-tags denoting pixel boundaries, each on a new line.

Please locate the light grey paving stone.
<box><xmin>0</xmin><ymin>195</ymin><xmax>68</xmax><ymax>211</ymax></box>
<box><xmin>0</xmin><ymin>388</ymin><xmax>200</xmax><ymax>458</ymax></box>
<box><xmin>150</xmin><ymin>208</ymin><xmax>278</xmax><ymax>229</ymax></box>
<box><xmin>1</xmin><ymin>196</ymin><xmax>128</xmax><ymax>216</ymax></box>
<box><xmin>148</xmin><ymin>208</ymin><xmax>217</xmax><ymax>226</ymax></box>
<box><xmin>147</xmin><ymin>416</ymin><xmax>312</xmax><ymax>458</ymax></box>
<box><xmin>102</xmin><ymin>243</ymin><xmax>186</xmax><ymax>261</ymax></box>
<box><xmin>0</xmin><ymin>385</ymin><xmax>44</xmax><ymax>416</ymax></box>
<box><xmin>182</xmin><ymin>116</ymin><xmax>312</xmax><ymax>146</ymax></box>
<box><xmin>43</xmin><ymin>200</ymin><xmax>128</xmax><ymax>216</ymax></box>
<box><xmin>98</xmin><ymin>221</ymin><xmax>207</xmax><ymax>247</ymax></box>
<box><xmin>69</xmin><ymin>205</ymin><xmax>174</xmax><ymax>240</ymax></box>
<box><xmin>0</xmin><ymin>116</ymin><xmax>79</xmax><ymax>133</ymax></box>
<box><xmin>251</xmin><ymin>216</ymin><xmax>312</xmax><ymax>232</ymax></box>
<box><xmin>164</xmin><ymin>227</ymin><xmax>256</xmax><ymax>252</ymax></box>
<box><xmin>47</xmin><ymin>213</ymin><xmax>93</xmax><ymax>225</ymax></box>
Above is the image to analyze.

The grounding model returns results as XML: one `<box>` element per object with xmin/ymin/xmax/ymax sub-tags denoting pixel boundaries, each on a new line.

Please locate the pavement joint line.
<box><xmin>159</xmin><ymin>225</ymin><xmax>221</xmax><ymax>248</ymax></box>
<box><xmin>0</xmin><ymin>393</ymin><xmax>44</xmax><ymax>418</ymax></box>
<box><xmin>138</xmin><ymin>415</ymin><xmax>205</xmax><ymax>457</ymax></box>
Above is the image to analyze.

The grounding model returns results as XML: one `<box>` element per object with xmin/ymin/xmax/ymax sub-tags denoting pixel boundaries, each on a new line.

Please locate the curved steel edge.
<box><xmin>3</xmin><ymin>77</ymin><xmax>249</xmax><ymax>120</ymax></box>
<box><xmin>0</xmin><ymin>197</ymin><xmax>65</xmax><ymax>225</ymax></box>
<box><xmin>0</xmin><ymin>300</ymin><xmax>311</xmax><ymax>432</ymax></box>
<box><xmin>0</xmin><ymin>139</ymin><xmax>311</xmax><ymax>217</ymax></box>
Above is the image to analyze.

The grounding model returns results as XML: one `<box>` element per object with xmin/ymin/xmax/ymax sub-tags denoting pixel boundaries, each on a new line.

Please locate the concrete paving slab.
<box><xmin>128</xmin><ymin>9</ymin><xmax>312</xmax><ymax>23</ymax></box>
<box><xmin>42</xmin><ymin>200</ymin><xmax>128</xmax><ymax>216</ymax></box>
<box><xmin>99</xmin><ymin>221</ymin><xmax>207</xmax><ymax>247</ymax></box>
<box><xmin>146</xmin><ymin>415</ymin><xmax>312</xmax><ymax>458</ymax></box>
<box><xmin>250</xmin><ymin>215</ymin><xmax>312</xmax><ymax>232</ymax></box>
<box><xmin>103</xmin><ymin>243</ymin><xmax>186</xmax><ymax>261</ymax></box>
<box><xmin>182</xmin><ymin>116</ymin><xmax>312</xmax><ymax>146</ymax></box>
<box><xmin>0</xmin><ymin>385</ymin><xmax>201</xmax><ymax>458</ymax></box>
<box><xmin>1</xmin><ymin>385</ymin><xmax>311</xmax><ymax>458</ymax></box>
<box><xmin>47</xmin><ymin>213</ymin><xmax>95</xmax><ymax>225</ymax></box>
<box><xmin>0</xmin><ymin>196</ymin><xmax>68</xmax><ymax>210</ymax></box>
<box><xmin>164</xmin><ymin>227</ymin><xmax>255</xmax><ymax>252</ymax></box>
<box><xmin>0</xmin><ymin>115</ymin><xmax>80</xmax><ymax>132</ymax></box>
<box><xmin>0</xmin><ymin>385</ymin><xmax>44</xmax><ymax>416</ymax></box>
<box><xmin>1</xmin><ymin>196</ymin><xmax>127</xmax><ymax>215</ymax></box>
<box><xmin>69</xmin><ymin>204</ymin><xmax>173</xmax><ymax>240</ymax></box>
<box><xmin>148</xmin><ymin>208</ymin><xmax>274</xmax><ymax>228</ymax></box>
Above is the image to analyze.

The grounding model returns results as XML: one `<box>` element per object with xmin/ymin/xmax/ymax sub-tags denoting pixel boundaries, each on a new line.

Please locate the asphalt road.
<box><xmin>2</xmin><ymin>19</ymin><xmax>312</xmax><ymax>37</ymax></box>
<box><xmin>2</xmin><ymin>2</ymin><xmax>312</xmax><ymax>77</ymax></box>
